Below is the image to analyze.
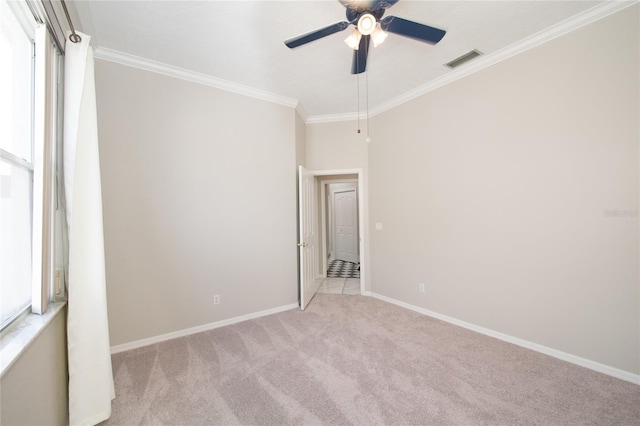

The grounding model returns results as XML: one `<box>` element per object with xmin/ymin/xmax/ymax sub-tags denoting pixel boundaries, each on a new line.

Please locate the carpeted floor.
<box><xmin>102</xmin><ymin>295</ymin><xmax>640</xmax><ymax>425</ymax></box>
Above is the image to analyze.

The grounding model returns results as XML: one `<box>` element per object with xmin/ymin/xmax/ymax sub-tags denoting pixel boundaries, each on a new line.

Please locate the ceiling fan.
<box><xmin>284</xmin><ymin>0</ymin><xmax>446</xmax><ymax>74</ymax></box>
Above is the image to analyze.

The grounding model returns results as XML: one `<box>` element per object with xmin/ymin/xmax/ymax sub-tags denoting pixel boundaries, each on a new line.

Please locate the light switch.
<box><xmin>375</xmin><ymin>223</ymin><xmax>383</xmax><ymax>231</ymax></box>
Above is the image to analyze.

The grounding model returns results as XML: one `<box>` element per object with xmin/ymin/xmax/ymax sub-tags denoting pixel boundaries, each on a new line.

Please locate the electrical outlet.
<box><xmin>418</xmin><ymin>283</ymin><xmax>425</xmax><ymax>293</ymax></box>
<box><xmin>213</xmin><ymin>295</ymin><xmax>220</xmax><ymax>305</ymax></box>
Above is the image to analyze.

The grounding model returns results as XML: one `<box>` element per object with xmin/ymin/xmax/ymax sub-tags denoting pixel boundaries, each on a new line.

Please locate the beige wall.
<box><xmin>367</xmin><ymin>6</ymin><xmax>639</xmax><ymax>374</ymax></box>
<box><xmin>1</xmin><ymin>309</ymin><xmax>68</xmax><ymax>425</ymax></box>
<box><xmin>305</xmin><ymin>120</ymin><xmax>368</xmax><ymax>171</ymax></box>
<box><xmin>96</xmin><ymin>60</ymin><xmax>298</xmax><ymax>346</ymax></box>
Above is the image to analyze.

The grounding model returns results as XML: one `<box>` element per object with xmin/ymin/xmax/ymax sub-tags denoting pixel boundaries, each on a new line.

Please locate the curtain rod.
<box><xmin>30</xmin><ymin>0</ymin><xmax>81</xmax><ymax>55</ymax></box>
<box><xmin>60</xmin><ymin>0</ymin><xmax>81</xmax><ymax>43</ymax></box>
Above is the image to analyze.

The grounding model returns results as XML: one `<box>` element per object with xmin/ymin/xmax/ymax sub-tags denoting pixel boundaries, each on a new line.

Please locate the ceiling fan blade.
<box><xmin>351</xmin><ymin>35</ymin><xmax>370</xmax><ymax>74</ymax></box>
<box><xmin>380</xmin><ymin>16</ymin><xmax>446</xmax><ymax>44</ymax></box>
<box><xmin>284</xmin><ymin>21</ymin><xmax>350</xmax><ymax>48</ymax></box>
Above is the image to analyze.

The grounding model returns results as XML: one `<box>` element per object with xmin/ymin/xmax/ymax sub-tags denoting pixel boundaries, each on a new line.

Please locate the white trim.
<box><xmin>32</xmin><ymin>25</ymin><xmax>55</xmax><ymax>315</ymax></box>
<box><xmin>320</xmin><ymin>180</ymin><xmax>329</xmax><ymax>277</ymax></box>
<box><xmin>110</xmin><ymin>303</ymin><xmax>298</xmax><ymax>354</ymax></box>
<box><xmin>305</xmin><ymin>0</ymin><xmax>637</xmax><ymax>123</ymax></box>
<box><xmin>367</xmin><ymin>292</ymin><xmax>640</xmax><ymax>385</ymax></box>
<box><xmin>94</xmin><ymin>47</ymin><xmax>299</xmax><ymax>109</ymax></box>
<box><xmin>311</xmin><ymin>168</ymin><xmax>362</xmax><ymax>177</ymax></box>
<box><xmin>90</xmin><ymin>1</ymin><xmax>635</xmax><ymax>124</ymax></box>
<box><xmin>307</xmin><ymin>112</ymin><xmax>360</xmax><ymax>125</ymax></box>
<box><xmin>295</xmin><ymin>102</ymin><xmax>308</xmax><ymax>123</ymax></box>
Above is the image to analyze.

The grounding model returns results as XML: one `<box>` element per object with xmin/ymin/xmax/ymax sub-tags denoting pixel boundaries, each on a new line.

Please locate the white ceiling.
<box><xmin>71</xmin><ymin>0</ymin><xmax>612</xmax><ymax>120</ymax></box>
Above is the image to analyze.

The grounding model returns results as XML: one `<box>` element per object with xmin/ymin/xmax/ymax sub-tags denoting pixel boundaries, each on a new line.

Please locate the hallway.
<box><xmin>317</xmin><ymin>278</ymin><xmax>360</xmax><ymax>295</ymax></box>
<box><xmin>326</xmin><ymin>259</ymin><xmax>360</xmax><ymax>279</ymax></box>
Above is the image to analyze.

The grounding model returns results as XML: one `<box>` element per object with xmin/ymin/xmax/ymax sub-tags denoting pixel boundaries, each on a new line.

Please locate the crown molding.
<box><xmin>307</xmin><ymin>112</ymin><xmax>360</xmax><ymax>124</ymax></box>
<box><xmin>94</xmin><ymin>47</ymin><xmax>299</xmax><ymax>109</ymax></box>
<box><xmin>295</xmin><ymin>102</ymin><xmax>308</xmax><ymax>123</ymax></box>
<box><xmin>93</xmin><ymin>1</ymin><xmax>635</xmax><ymax>123</ymax></box>
<box><xmin>306</xmin><ymin>0</ymin><xmax>638</xmax><ymax>123</ymax></box>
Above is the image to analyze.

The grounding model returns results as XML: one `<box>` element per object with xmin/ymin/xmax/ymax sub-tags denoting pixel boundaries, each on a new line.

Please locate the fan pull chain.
<box><xmin>365</xmin><ymin>58</ymin><xmax>370</xmax><ymax>142</ymax></box>
<box><xmin>364</xmin><ymin>38</ymin><xmax>371</xmax><ymax>143</ymax></box>
<box><xmin>354</xmin><ymin>37</ymin><xmax>371</xmax><ymax>142</ymax></box>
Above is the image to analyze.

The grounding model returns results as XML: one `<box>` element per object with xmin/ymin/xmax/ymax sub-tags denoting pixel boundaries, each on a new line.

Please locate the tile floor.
<box><xmin>316</xmin><ymin>278</ymin><xmax>361</xmax><ymax>295</ymax></box>
<box><xmin>326</xmin><ymin>259</ymin><xmax>360</xmax><ymax>278</ymax></box>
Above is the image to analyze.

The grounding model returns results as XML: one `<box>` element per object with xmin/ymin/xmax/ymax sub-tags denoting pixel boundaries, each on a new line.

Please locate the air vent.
<box><xmin>445</xmin><ymin>49</ymin><xmax>483</xmax><ymax>69</ymax></box>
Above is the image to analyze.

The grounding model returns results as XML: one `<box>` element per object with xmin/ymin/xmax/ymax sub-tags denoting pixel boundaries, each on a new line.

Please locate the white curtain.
<box><xmin>63</xmin><ymin>32</ymin><xmax>115</xmax><ymax>426</ymax></box>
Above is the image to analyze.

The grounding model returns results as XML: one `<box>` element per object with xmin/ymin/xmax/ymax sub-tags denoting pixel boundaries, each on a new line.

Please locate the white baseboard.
<box><xmin>367</xmin><ymin>292</ymin><xmax>640</xmax><ymax>385</ymax></box>
<box><xmin>110</xmin><ymin>303</ymin><xmax>299</xmax><ymax>354</ymax></box>
<box><xmin>111</xmin><ymin>293</ymin><xmax>639</xmax><ymax>385</ymax></box>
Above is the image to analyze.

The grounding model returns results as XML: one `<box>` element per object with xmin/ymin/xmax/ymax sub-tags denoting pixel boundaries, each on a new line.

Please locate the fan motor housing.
<box><xmin>346</xmin><ymin>7</ymin><xmax>385</xmax><ymax>24</ymax></box>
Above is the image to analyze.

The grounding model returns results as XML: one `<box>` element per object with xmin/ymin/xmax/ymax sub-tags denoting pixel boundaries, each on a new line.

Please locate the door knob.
<box><xmin>297</xmin><ymin>242</ymin><xmax>308</xmax><ymax>247</ymax></box>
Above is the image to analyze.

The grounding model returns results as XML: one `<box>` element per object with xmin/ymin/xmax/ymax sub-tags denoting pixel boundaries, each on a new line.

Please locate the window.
<box><xmin>0</xmin><ymin>1</ymin><xmax>34</xmax><ymax>329</ymax></box>
<box><xmin>0</xmin><ymin>0</ymin><xmax>60</xmax><ymax>331</ymax></box>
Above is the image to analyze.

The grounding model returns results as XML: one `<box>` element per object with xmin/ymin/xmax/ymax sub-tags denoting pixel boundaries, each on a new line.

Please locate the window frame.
<box><xmin>31</xmin><ymin>24</ymin><xmax>59</xmax><ymax>315</ymax></box>
<box><xmin>1</xmin><ymin>0</ymin><xmax>62</xmax><ymax>332</ymax></box>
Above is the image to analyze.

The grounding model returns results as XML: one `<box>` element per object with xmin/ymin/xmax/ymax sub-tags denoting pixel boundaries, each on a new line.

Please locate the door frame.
<box><xmin>316</xmin><ymin>169</ymin><xmax>365</xmax><ymax>295</ymax></box>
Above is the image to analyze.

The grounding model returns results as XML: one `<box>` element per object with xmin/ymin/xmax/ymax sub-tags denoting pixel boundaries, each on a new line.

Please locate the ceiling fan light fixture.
<box><xmin>284</xmin><ymin>0</ymin><xmax>447</xmax><ymax>76</ymax></box>
<box><xmin>357</xmin><ymin>13</ymin><xmax>376</xmax><ymax>36</ymax></box>
<box><xmin>371</xmin><ymin>23</ymin><xmax>388</xmax><ymax>47</ymax></box>
<box><xmin>344</xmin><ymin>28</ymin><xmax>362</xmax><ymax>50</ymax></box>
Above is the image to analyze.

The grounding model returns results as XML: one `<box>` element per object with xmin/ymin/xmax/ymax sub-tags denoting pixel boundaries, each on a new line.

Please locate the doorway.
<box><xmin>318</xmin><ymin>179</ymin><xmax>360</xmax><ymax>295</ymax></box>
<box><xmin>297</xmin><ymin>168</ymin><xmax>365</xmax><ymax>309</ymax></box>
<box><xmin>314</xmin><ymin>172</ymin><xmax>364</xmax><ymax>300</ymax></box>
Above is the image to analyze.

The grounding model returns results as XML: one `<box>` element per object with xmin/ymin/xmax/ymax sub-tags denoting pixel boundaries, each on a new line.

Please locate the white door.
<box><xmin>298</xmin><ymin>166</ymin><xmax>321</xmax><ymax>310</ymax></box>
<box><xmin>333</xmin><ymin>189</ymin><xmax>358</xmax><ymax>263</ymax></box>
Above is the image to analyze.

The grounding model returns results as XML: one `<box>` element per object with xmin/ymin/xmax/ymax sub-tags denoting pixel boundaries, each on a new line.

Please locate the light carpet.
<box><xmin>101</xmin><ymin>294</ymin><xmax>640</xmax><ymax>425</ymax></box>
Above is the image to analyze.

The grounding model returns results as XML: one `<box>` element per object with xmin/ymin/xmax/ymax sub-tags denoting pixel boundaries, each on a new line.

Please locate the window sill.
<box><xmin>0</xmin><ymin>301</ymin><xmax>66</xmax><ymax>378</ymax></box>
